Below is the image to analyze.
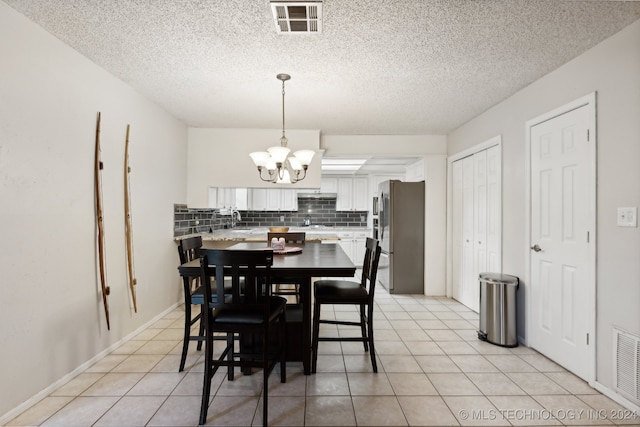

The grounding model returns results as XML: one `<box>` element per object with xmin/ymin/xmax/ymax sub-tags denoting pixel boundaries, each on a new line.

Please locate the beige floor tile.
<box><xmin>433</xmin><ymin>311</ymin><xmax>464</xmax><ymax>320</ymax></box>
<box><xmin>5</xmin><ymin>396</ymin><xmax>74</xmax><ymax>427</ymax></box>
<box><xmin>341</xmin><ymin>341</ymin><xmax>372</xmax><ymax>354</ymax></box>
<box><xmin>577</xmin><ymin>394</ymin><xmax>640</xmax><ymax>425</ymax></box>
<box><xmin>488</xmin><ymin>395</ymin><xmax>561</xmax><ymax>426</ymax></box>
<box><xmin>313</xmin><ymin>354</ymin><xmax>345</xmax><ymax>372</ymax></box>
<box><xmin>81</xmin><ymin>372</ymin><xmax>145</xmax><ymax>396</ymax></box>
<box><xmin>415</xmin><ymin>355</ymin><xmax>462</xmax><ymax>373</ymax></box>
<box><xmin>110</xmin><ymin>340</ymin><xmax>146</xmax><ymax>355</ymax></box>
<box><xmin>150</xmin><ymin>318</ymin><xmax>174</xmax><ymax>329</ymax></box>
<box><xmin>485</xmin><ymin>355</ymin><xmax>538</xmax><ymax>372</ymax></box>
<box><xmin>545</xmin><ymin>372</ymin><xmax>599</xmax><ymax>395</ymax></box>
<box><xmin>268</xmin><ymin>369</ymin><xmax>306</xmax><ymax>396</ymax></box>
<box><xmin>153</xmin><ymin>327</ymin><xmax>185</xmax><ymax>341</ymax></box>
<box><xmin>134</xmin><ymin>340</ymin><xmax>181</xmax><ymax>355</ymax></box>
<box><xmin>40</xmin><ymin>396</ymin><xmax>119</xmax><ymax>426</ymax></box>
<box><xmin>316</xmin><ymin>341</ymin><xmax>342</xmax><ymax>354</ymax></box>
<box><xmin>467</xmin><ymin>372</ymin><xmax>527</xmax><ymax>395</ymax></box>
<box><xmin>147</xmin><ymin>395</ymin><xmax>203</xmax><ymax>426</ymax></box>
<box><xmin>253</xmin><ymin>396</ymin><xmax>305</xmax><ymax>426</ymax></box>
<box><xmin>133</xmin><ymin>328</ymin><xmax>162</xmax><ymax>341</ymax></box>
<box><xmin>93</xmin><ymin>396</ymin><xmax>166</xmax><ymax>426</ymax></box>
<box><xmin>387</xmin><ymin>372</ymin><xmax>438</xmax><ymax>395</ymax></box>
<box><xmin>444</xmin><ymin>319</ymin><xmax>478</xmax><ymax>330</ymax></box>
<box><xmin>50</xmin><ymin>373</ymin><xmax>104</xmax><ymax>396</ymax></box>
<box><xmin>417</xmin><ymin>319</ymin><xmax>449</xmax><ymax>329</ymax></box>
<box><xmin>216</xmin><ymin>371</ymin><xmax>265</xmax><ymax>397</ymax></box>
<box><xmin>344</xmin><ymin>354</ymin><xmax>378</xmax><ymax>372</ymax></box>
<box><xmin>454</xmin><ymin>329</ymin><xmax>481</xmax><ymax>341</ymax></box>
<box><xmin>396</xmin><ymin>328</ymin><xmax>431</xmax><ymax>341</ymax></box>
<box><xmin>437</xmin><ymin>341</ymin><xmax>479</xmax><ymax>355</ymax></box>
<box><xmin>426</xmin><ymin>329</ymin><xmax>463</xmax><ymax>341</ymax></box>
<box><xmin>347</xmin><ymin>372</ymin><xmax>395</xmax><ymax>395</ymax></box>
<box><xmin>172</xmin><ymin>371</ymin><xmax>208</xmax><ymax>396</ymax></box>
<box><xmin>408</xmin><ymin>311</ymin><xmax>437</xmax><ymax>320</ymax></box>
<box><xmin>383</xmin><ymin>311</ymin><xmax>413</xmax><ymax>320</ymax></box>
<box><xmin>306</xmin><ymin>372</ymin><xmax>350</xmax><ymax>395</ymax></box>
<box><xmin>468</xmin><ymin>341</ymin><xmax>514</xmax><ymax>355</ymax></box>
<box><xmin>428</xmin><ymin>373</ymin><xmax>482</xmax><ymax>396</ymax></box>
<box><xmin>533</xmin><ymin>394</ymin><xmax>609</xmax><ymax>425</ymax></box>
<box><xmin>373</xmin><ymin>319</ymin><xmax>394</xmax><ymax>329</ymax></box>
<box><xmin>127</xmin><ymin>372</ymin><xmax>185</xmax><ymax>395</ymax></box>
<box><xmin>85</xmin><ymin>354</ymin><xmax>129</xmax><ymax>373</ymax></box>
<box><xmin>151</xmin><ymin>353</ymin><xmax>198</xmax><ymax>372</ymax></box>
<box><xmin>450</xmin><ymin>355</ymin><xmax>500</xmax><ymax>372</ymax></box>
<box><xmin>390</xmin><ymin>319</ymin><xmax>422</xmax><ymax>330</ymax></box>
<box><xmin>398</xmin><ymin>395</ymin><xmax>459</xmax><ymax>426</ymax></box>
<box><xmin>352</xmin><ymin>396</ymin><xmax>408</xmax><ymax>426</ymax></box>
<box><xmin>375</xmin><ymin>328</ymin><xmax>403</xmax><ymax>340</ymax></box>
<box><xmin>507</xmin><ymin>372</ymin><xmax>570</xmax><ymax>395</ymax></box>
<box><xmin>444</xmin><ymin>395</ymin><xmax>511</xmax><ymax>426</ymax></box>
<box><xmin>374</xmin><ymin>340</ymin><xmax>411</xmax><ymax>355</ymax></box>
<box><xmin>305</xmin><ymin>396</ymin><xmax>356</xmax><ymax>426</ymax></box>
<box><xmin>111</xmin><ymin>354</ymin><xmax>164</xmax><ymax>372</ymax></box>
<box><xmin>520</xmin><ymin>353</ymin><xmax>566</xmax><ymax>372</ymax></box>
<box><xmin>378</xmin><ymin>354</ymin><xmax>423</xmax><ymax>372</ymax></box>
<box><xmin>407</xmin><ymin>341</ymin><xmax>446</xmax><ymax>356</ymax></box>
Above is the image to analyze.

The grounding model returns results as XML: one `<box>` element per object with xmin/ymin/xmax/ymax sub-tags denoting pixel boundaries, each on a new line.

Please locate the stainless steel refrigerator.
<box><xmin>377</xmin><ymin>180</ymin><xmax>425</xmax><ymax>294</ymax></box>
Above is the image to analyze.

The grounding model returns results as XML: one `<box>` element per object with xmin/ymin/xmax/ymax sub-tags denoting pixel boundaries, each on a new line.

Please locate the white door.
<box><xmin>473</xmin><ymin>149</ymin><xmax>487</xmax><ymax>312</ymax></box>
<box><xmin>529</xmin><ymin>104</ymin><xmax>593</xmax><ymax>380</ymax></box>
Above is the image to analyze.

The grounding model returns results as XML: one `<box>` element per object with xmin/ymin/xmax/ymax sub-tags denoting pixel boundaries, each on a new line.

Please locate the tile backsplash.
<box><xmin>174</xmin><ymin>198</ymin><xmax>368</xmax><ymax>237</ymax></box>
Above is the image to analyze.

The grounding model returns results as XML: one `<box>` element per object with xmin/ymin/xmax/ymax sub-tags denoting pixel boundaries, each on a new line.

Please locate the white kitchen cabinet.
<box><xmin>208</xmin><ymin>187</ymin><xmax>240</xmax><ymax>209</ymax></box>
<box><xmin>249</xmin><ymin>188</ymin><xmax>298</xmax><ymax>211</ymax></box>
<box><xmin>320</xmin><ymin>177</ymin><xmax>338</xmax><ymax>193</ymax></box>
<box><xmin>405</xmin><ymin>158</ymin><xmax>425</xmax><ymax>182</ymax></box>
<box><xmin>336</xmin><ymin>176</ymin><xmax>368</xmax><ymax>211</ymax></box>
<box><xmin>337</xmin><ymin>230</ymin><xmax>369</xmax><ymax>267</ymax></box>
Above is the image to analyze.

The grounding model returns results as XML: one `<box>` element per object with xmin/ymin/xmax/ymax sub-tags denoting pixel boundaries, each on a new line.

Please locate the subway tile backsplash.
<box><xmin>173</xmin><ymin>198</ymin><xmax>368</xmax><ymax>237</ymax></box>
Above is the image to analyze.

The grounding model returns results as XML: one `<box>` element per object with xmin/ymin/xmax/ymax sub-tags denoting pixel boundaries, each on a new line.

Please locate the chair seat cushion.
<box><xmin>314</xmin><ymin>280</ymin><xmax>368</xmax><ymax>303</ymax></box>
<box><xmin>212</xmin><ymin>296</ymin><xmax>287</xmax><ymax>325</ymax></box>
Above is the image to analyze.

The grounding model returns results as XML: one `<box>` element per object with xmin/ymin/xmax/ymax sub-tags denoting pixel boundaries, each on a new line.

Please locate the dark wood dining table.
<box><xmin>177</xmin><ymin>241</ymin><xmax>355</xmax><ymax>375</ymax></box>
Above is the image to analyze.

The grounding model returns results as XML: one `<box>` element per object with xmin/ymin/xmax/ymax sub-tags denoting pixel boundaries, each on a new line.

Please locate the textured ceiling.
<box><xmin>5</xmin><ymin>0</ymin><xmax>640</xmax><ymax>135</ymax></box>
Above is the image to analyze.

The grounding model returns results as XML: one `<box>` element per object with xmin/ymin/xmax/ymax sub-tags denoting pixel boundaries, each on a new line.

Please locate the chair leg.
<box><xmin>196</xmin><ymin>304</ymin><xmax>205</xmax><ymax>351</ymax></box>
<box><xmin>311</xmin><ymin>300</ymin><xmax>321</xmax><ymax>374</ymax></box>
<box><xmin>367</xmin><ymin>304</ymin><xmax>377</xmax><ymax>373</ymax></box>
<box><xmin>360</xmin><ymin>304</ymin><xmax>369</xmax><ymax>352</ymax></box>
<box><xmin>227</xmin><ymin>333</ymin><xmax>234</xmax><ymax>381</ymax></box>
<box><xmin>280</xmin><ymin>314</ymin><xmax>287</xmax><ymax>383</ymax></box>
<box><xmin>262</xmin><ymin>325</ymin><xmax>270</xmax><ymax>427</ymax></box>
<box><xmin>180</xmin><ymin>302</ymin><xmax>192</xmax><ymax>372</ymax></box>
<box><xmin>199</xmin><ymin>312</ymin><xmax>213</xmax><ymax>425</ymax></box>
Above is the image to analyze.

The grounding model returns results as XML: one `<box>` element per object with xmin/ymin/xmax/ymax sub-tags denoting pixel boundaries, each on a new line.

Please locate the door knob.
<box><xmin>531</xmin><ymin>244</ymin><xmax>542</xmax><ymax>252</ymax></box>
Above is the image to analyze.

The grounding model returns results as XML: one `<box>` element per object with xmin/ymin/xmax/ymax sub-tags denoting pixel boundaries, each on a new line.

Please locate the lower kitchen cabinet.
<box><xmin>337</xmin><ymin>230</ymin><xmax>369</xmax><ymax>267</ymax></box>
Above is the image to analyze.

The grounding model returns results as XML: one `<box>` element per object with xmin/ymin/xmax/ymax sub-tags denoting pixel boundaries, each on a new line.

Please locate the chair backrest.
<box><xmin>178</xmin><ymin>236</ymin><xmax>203</xmax><ymax>264</ymax></box>
<box><xmin>200</xmin><ymin>249</ymin><xmax>274</xmax><ymax>311</ymax></box>
<box><xmin>267</xmin><ymin>232</ymin><xmax>306</xmax><ymax>245</ymax></box>
<box><xmin>360</xmin><ymin>237</ymin><xmax>382</xmax><ymax>299</ymax></box>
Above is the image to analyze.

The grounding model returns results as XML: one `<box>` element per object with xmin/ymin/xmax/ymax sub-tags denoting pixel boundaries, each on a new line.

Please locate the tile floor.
<box><xmin>5</xmin><ymin>285</ymin><xmax>639</xmax><ymax>426</ymax></box>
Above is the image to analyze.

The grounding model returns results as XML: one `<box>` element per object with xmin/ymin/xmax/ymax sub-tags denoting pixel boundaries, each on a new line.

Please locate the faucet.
<box><xmin>231</xmin><ymin>208</ymin><xmax>241</xmax><ymax>228</ymax></box>
<box><xmin>303</xmin><ymin>216</ymin><xmax>311</xmax><ymax>227</ymax></box>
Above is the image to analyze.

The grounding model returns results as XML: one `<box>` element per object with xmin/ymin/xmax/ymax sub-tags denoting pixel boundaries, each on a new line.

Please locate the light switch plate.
<box><xmin>617</xmin><ymin>207</ymin><xmax>638</xmax><ymax>227</ymax></box>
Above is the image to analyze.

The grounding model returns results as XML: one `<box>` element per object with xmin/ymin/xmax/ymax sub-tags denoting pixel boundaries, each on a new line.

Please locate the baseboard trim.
<box><xmin>593</xmin><ymin>381</ymin><xmax>640</xmax><ymax>414</ymax></box>
<box><xmin>0</xmin><ymin>303</ymin><xmax>179</xmax><ymax>426</ymax></box>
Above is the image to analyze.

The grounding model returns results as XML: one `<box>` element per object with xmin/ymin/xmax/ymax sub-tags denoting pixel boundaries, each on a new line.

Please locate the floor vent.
<box><xmin>614</xmin><ymin>328</ymin><xmax>640</xmax><ymax>404</ymax></box>
<box><xmin>270</xmin><ymin>1</ymin><xmax>322</xmax><ymax>34</ymax></box>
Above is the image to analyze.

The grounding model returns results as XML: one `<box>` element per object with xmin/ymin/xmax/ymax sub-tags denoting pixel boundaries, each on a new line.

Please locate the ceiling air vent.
<box><xmin>270</xmin><ymin>1</ymin><xmax>322</xmax><ymax>34</ymax></box>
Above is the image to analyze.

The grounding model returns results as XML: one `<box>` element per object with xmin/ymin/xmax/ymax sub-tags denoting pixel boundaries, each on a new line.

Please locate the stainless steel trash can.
<box><xmin>478</xmin><ymin>273</ymin><xmax>519</xmax><ymax>347</ymax></box>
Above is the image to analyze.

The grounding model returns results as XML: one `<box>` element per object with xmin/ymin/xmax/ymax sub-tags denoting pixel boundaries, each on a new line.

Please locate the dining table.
<box><xmin>177</xmin><ymin>240</ymin><xmax>356</xmax><ymax>375</ymax></box>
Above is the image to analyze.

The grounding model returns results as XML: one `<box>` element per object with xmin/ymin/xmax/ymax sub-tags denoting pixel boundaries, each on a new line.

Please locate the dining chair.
<box><xmin>267</xmin><ymin>231</ymin><xmax>306</xmax><ymax>303</ymax></box>
<box><xmin>199</xmin><ymin>249</ymin><xmax>287</xmax><ymax>427</ymax></box>
<box><xmin>311</xmin><ymin>237</ymin><xmax>382</xmax><ymax>373</ymax></box>
<box><xmin>176</xmin><ymin>236</ymin><xmax>206</xmax><ymax>372</ymax></box>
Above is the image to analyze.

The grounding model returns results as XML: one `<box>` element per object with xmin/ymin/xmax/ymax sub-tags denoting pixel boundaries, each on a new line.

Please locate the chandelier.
<box><xmin>249</xmin><ymin>73</ymin><xmax>315</xmax><ymax>184</ymax></box>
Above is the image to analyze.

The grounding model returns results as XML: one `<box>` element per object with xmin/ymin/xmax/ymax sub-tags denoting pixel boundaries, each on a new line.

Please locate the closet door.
<box><xmin>451</xmin><ymin>145</ymin><xmax>501</xmax><ymax>312</ymax></box>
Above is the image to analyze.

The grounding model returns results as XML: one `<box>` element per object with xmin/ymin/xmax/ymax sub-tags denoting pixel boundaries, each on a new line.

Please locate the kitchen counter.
<box><xmin>175</xmin><ymin>226</ymin><xmax>371</xmax><ymax>243</ymax></box>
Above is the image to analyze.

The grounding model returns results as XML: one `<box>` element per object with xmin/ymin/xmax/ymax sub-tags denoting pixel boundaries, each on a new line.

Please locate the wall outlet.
<box><xmin>617</xmin><ymin>207</ymin><xmax>637</xmax><ymax>227</ymax></box>
<box><xmin>360</xmin><ymin>215</ymin><xmax>365</xmax><ymax>222</ymax></box>
<box><xmin>280</xmin><ymin>215</ymin><xmax>285</xmax><ymax>222</ymax></box>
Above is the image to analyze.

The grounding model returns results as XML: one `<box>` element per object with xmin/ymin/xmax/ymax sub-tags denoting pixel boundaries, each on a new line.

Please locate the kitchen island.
<box><xmin>175</xmin><ymin>226</ymin><xmax>371</xmax><ymax>243</ymax></box>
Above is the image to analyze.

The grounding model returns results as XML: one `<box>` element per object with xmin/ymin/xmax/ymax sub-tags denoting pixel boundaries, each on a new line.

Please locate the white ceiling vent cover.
<box><xmin>270</xmin><ymin>1</ymin><xmax>322</xmax><ymax>34</ymax></box>
<box><xmin>613</xmin><ymin>328</ymin><xmax>640</xmax><ymax>405</ymax></box>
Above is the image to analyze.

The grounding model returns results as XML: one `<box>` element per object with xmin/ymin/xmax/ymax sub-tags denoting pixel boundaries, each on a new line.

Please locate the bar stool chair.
<box><xmin>311</xmin><ymin>237</ymin><xmax>382</xmax><ymax>373</ymax></box>
<box><xmin>199</xmin><ymin>249</ymin><xmax>287</xmax><ymax>426</ymax></box>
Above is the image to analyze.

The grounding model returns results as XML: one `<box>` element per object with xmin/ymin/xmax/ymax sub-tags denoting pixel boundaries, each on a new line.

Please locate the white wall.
<box><xmin>187</xmin><ymin>128</ymin><xmax>322</xmax><ymax>207</ymax></box>
<box><xmin>447</xmin><ymin>19</ymin><xmax>640</xmax><ymax>400</ymax></box>
<box><xmin>0</xmin><ymin>2</ymin><xmax>188</xmax><ymax>419</ymax></box>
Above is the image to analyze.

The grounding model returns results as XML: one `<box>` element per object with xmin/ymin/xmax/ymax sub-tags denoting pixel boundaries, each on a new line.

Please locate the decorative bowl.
<box><xmin>269</xmin><ymin>226</ymin><xmax>289</xmax><ymax>232</ymax></box>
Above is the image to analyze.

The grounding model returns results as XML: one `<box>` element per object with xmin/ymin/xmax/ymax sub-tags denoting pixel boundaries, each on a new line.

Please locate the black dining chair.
<box><xmin>267</xmin><ymin>231</ymin><xmax>306</xmax><ymax>304</ymax></box>
<box><xmin>311</xmin><ymin>237</ymin><xmax>382</xmax><ymax>373</ymax></box>
<box><xmin>199</xmin><ymin>249</ymin><xmax>287</xmax><ymax>427</ymax></box>
<box><xmin>176</xmin><ymin>236</ymin><xmax>206</xmax><ymax>372</ymax></box>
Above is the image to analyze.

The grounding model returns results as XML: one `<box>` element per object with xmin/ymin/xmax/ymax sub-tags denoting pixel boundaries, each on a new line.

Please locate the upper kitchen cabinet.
<box><xmin>250</xmin><ymin>188</ymin><xmax>298</xmax><ymax>211</ymax></box>
<box><xmin>320</xmin><ymin>177</ymin><xmax>338</xmax><ymax>193</ymax></box>
<box><xmin>336</xmin><ymin>176</ymin><xmax>368</xmax><ymax>211</ymax></box>
<box><xmin>405</xmin><ymin>158</ymin><xmax>425</xmax><ymax>182</ymax></box>
<box><xmin>208</xmin><ymin>187</ymin><xmax>248</xmax><ymax>210</ymax></box>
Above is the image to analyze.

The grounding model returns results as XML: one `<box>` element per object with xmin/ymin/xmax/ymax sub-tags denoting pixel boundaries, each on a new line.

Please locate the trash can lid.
<box><xmin>478</xmin><ymin>272</ymin><xmax>519</xmax><ymax>286</ymax></box>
